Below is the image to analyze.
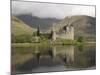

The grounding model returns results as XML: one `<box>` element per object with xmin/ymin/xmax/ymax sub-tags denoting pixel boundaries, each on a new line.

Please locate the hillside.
<box><xmin>11</xmin><ymin>16</ymin><xmax>37</xmax><ymax>36</ymax></box>
<box><xmin>12</xmin><ymin>15</ymin><xmax>96</xmax><ymax>41</ymax></box>
<box><xmin>16</xmin><ymin>14</ymin><xmax>60</xmax><ymax>30</ymax></box>
<box><xmin>50</xmin><ymin>15</ymin><xmax>96</xmax><ymax>40</ymax></box>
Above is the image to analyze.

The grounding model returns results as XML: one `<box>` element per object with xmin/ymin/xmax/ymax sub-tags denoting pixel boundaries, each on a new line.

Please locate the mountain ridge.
<box><xmin>16</xmin><ymin>14</ymin><xmax>60</xmax><ymax>30</ymax></box>
<box><xmin>12</xmin><ymin>15</ymin><xmax>96</xmax><ymax>40</ymax></box>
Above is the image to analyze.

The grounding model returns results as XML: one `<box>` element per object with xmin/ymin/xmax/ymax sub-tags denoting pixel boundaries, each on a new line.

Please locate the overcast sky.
<box><xmin>12</xmin><ymin>1</ymin><xmax>95</xmax><ymax>19</ymax></box>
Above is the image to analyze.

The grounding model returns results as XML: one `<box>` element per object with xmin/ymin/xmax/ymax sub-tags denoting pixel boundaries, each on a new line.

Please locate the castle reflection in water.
<box><xmin>11</xmin><ymin>44</ymin><xmax>96</xmax><ymax>74</ymax></box>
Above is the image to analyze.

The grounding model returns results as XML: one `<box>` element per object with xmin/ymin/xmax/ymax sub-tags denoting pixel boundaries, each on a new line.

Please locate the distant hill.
<box><xmin>11</xmin><ymin>16</ymin><xmax>37</xmax><ymax>36</ymax></box>
<box><xmin>16</xmin><ymin>14</ymin><xmax>60</xmax><ymax>30</ymax></box>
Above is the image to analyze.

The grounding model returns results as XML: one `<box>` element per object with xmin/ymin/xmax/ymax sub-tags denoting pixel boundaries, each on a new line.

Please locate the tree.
<box><xmin>37</xmin><ymin>25</ymin><xmax>40</xmax><ymax>36</ymax></box>
<box><xmin>77</xmin><ymin>36</ymin><xmax>84</xmax><ymax>42</ymax></box>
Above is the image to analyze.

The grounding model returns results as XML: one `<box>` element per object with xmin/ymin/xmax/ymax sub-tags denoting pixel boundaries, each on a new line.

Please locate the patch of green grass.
<box><xmin>11</xmin><ymin>41</ymin><xmax>50</xmax><ymax>47</ymax></box>
<box><xmin>11</xmin><ymin>39</ymin><xmax>84</xmax><ymax>47</ymax></box>
<box><xmin>53</xmin><ymin>38</ymin><xmax>76</xmax><ymax>45</ymax></box>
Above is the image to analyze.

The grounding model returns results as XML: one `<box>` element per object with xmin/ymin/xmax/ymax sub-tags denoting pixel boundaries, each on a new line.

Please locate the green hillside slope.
<box><xmin>11</xmin><ymin>16</ymin><xmax>37</xmax><ymax>43</ymax></box>
<box><xmin>11</xmin><ymin>16</ymin><xmax>37</xmax><ymax>36</ymax></box>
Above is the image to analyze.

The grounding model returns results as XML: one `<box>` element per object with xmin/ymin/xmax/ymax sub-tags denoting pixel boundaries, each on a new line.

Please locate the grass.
<box><xmin>53</xmin><ymin>39</ymin><xmax>76</xmax><ymax>45</ymax></box>
<box><xmin>12</xmin><ymin>16</ymin><xmax>37</xmax><ymax>36</ymax></box>
<box><xmin>11</xmin><ymin>36</ymin><xmax>96</xmax><ymax>47</ymax></box>
<box><xmin>11</xmin><ymin>41</ymin><xmax>83</xmax><ymax>48</ymax></box>
<box><xmin>12</xmin><ymin>42</ymin><xmax>50</xmax><ymax>47</ymax></box>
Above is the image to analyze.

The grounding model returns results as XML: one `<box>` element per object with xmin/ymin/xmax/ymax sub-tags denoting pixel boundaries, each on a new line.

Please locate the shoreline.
<box><xmin>11</xmin><ymin>42</ymin><xmax>96</xmax><ymax>47</ymax></box>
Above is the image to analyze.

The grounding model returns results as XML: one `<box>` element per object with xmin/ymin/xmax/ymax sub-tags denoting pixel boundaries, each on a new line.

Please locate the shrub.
<box><xmin>77</xmin><ymin>36</ymin><xmax>84</xmax><ymax>42</ymax></box>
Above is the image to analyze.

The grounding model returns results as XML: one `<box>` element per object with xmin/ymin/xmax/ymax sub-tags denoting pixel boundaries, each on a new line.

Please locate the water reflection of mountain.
<box><xmin>11</xmin><ymin>44</ymin><xmax>96</xmax><ymax>74</ymax></box>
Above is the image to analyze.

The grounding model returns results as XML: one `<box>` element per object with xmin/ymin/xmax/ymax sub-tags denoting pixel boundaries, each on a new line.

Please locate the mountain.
<box><xmin>13</xmin><ymin>14</ymin><xmax>96</xmax><ymax>40</ymax></box>
<box><xmin>11</xmin><ymin>16</ymin><xmax>37</xmax><ymax>36</ymax></box>
<box><xmin>16</xmin><ymin>14</ymin><xmax>60</xmax><ymax>30</ymax></box>
<box><xmin>50</xmin><ymin>15</ymin><xmax>96</xmax><ymax>39</ymax></box>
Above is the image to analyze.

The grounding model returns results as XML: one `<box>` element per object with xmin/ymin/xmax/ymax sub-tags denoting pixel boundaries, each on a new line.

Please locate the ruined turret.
<box><xmin>69</xmin><ymin>24</ymin><xmax>74</xmax><ymax>40</ymax></box>
<box><xmin>50</xmin><ymin>30</ymin><xmax>56</xmax><ymax>41</ymax></box>
<box><xmin>51</xmin><ymin>25</ymin><xmax>56</xmax><ymax>41</ymax></box>
<box><xmin>64</xmin><ymin>24</ymin><xmax>74</xmax><ymax>40</ymax></box>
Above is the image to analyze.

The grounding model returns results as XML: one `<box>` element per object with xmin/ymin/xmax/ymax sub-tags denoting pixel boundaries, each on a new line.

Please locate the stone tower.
<box><xmin>69</xmin><ymin>25</ymin><xmax>74</xmax><ymax>40</ymax></box>
<box><xmin>51</xmin><ymin>25</ymin><xmax>56</xmax><ymax>41</ymax></box>
<box><xmin>51</xmin><ymin>29</ymin><xmax>56</xmax><ymax>41</ymax></box>
<box><xmin>64</xmin><ymin>25</ymin><xmax>74</xmax><ymax>40</ymax></box>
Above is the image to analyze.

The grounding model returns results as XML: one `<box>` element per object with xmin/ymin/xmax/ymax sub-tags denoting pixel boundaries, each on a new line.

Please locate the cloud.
<box><xmin>12</xmin><ymin>1</ymin><xmax>95</xmax><ymax>19</ymax></box>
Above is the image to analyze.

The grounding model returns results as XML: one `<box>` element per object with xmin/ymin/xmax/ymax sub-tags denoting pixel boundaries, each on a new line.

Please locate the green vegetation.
<box><xmin>11</xmin><ymin>16</ymin><xmax>37</xmax><ymax>36</ymax></box>
<box><xmin>12</xmin><ymin>34</ymin><xmax>32</xmax><ymax>43</ymax></box>
<box><xmin>11</xmin><ymin>16</ymin><xmax>95</xmax><ymax>47</ymax></box>
<box><xmin>11</xmin><ymin>16</ymin><xmax>50</xmax><ymax>43</ymax></box>
<box><xmin>11</xmin><ymin>38</ymin><xmax>85</xmax><ymax>47</ymax></box>
<box><xmin>53</xmin><ymin>38</ymin><xmax>76</xmax><ymax>45</ymax></box>
<box><xmin>11</xmin><ymin>16</ymin><xmax>37</xmax><ymax>43</ymax></box>
<box><xmin>77</xmin><ymin>36</ymin><xmax>84</xmax><ymax>42</ymax></box>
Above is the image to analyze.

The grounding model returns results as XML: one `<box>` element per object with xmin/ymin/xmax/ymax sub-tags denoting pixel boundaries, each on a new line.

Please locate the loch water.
<box><xmin>11</xmin><ymin>44</ymin><xmax>96</xmax><ymax>74</ymax></box>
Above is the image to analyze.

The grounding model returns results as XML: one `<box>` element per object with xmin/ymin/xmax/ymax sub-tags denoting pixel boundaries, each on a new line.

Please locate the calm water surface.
<box><xmin>11</xmin><ymin>44</ymin><xmax>96</xmax><ymax>74</ymax></box>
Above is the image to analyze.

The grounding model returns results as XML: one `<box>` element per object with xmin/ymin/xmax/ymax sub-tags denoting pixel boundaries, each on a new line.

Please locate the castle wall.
<box><xmin>52</xmin><ymin>31</ymin><xmax>56</xmax><ymax>41</ymax></box>
<box><xmin>56</xmin><ymin>26</ymin><xmax>74</xmax><ymax>40</ymax></box>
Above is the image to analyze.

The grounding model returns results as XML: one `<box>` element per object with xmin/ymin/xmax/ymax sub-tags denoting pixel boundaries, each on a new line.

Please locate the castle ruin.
<box><xmin>51</xmin><ymin>24</ymin><xmax>74</xmax><ymax>41</ymax></box>
<box><xmin>36</xmin><ymin>22</ymin><xmax>74</xmax><ymax>42</ymax></box>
